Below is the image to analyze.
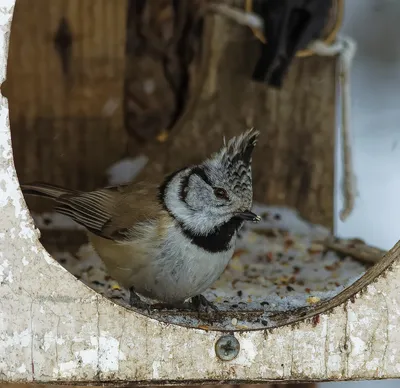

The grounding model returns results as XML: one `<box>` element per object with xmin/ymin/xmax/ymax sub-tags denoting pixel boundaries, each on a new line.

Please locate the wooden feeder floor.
<box><xmin>32</xmin><ymin>203</ymin><xmax>378</xmax><ymax>331</ymax></box>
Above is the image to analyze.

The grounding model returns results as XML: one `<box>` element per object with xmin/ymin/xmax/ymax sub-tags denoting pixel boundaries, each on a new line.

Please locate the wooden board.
<box><xmin>131</xmin><ymin>15</ymin><xmax>337</xmax><ymax>228</ymax></box>
<box><xmin>6</xmin><ymin>1</ymin><xmax>336</xmax><ymax>229</ymax></box>
<box><xmin>5</xmin><ymin>0</ymin><xmax>129</xmax><ymax>193</ymax></box>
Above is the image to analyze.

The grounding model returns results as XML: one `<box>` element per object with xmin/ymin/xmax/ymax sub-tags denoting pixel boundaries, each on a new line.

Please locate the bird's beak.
<box><xmin>235</xmin><ymin>210</ymin><xmax>261</xmax><ymax>223</ymax></box>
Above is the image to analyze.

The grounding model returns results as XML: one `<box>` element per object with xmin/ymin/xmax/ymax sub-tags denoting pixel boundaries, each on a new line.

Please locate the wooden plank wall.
<box><xmin>6</xmin><ymin>0</ymin><xmax>129</xmax><ymax>192</ymax></box>
<box><xmin>5</xmin><ymin>0</ymin><xmax>336</xmax><ymax>228</ymax></box>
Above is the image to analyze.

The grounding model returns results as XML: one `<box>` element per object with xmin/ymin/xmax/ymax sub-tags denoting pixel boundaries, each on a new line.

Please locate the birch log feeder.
<box><xmin>1</xmin><ymin>0</ymin><xmax>400</xmax><ymax>385</ymax></box>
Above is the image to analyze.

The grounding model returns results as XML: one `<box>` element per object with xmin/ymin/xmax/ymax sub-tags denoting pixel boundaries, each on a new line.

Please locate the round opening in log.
<box><xmin>6</xmin><ymin>0</ymin><xmax>387</xmax><ymax>332</ymax></box>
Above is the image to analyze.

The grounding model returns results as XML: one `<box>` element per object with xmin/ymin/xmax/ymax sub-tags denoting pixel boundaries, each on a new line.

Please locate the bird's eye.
<box><xmin>213</xmin><ymin>187</ymin><xmax>229</xmax><ymax>200</ymax></box>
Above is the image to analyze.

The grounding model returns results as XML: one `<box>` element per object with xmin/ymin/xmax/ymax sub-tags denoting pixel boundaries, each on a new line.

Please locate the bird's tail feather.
<box><xmin>21</xmin><ymin>182</ymin><xmax>79</xmax><ymax>200</ymax></box>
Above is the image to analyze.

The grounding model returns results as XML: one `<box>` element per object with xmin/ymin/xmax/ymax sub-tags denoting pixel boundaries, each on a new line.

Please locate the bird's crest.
<box><xmin>204</xmin><ymin>129</ymin><xmax>259</xmax><ymax>203</ymax></box>
<box><xmin>217</xmin><ymin>128</ymin><xmax>259</xmax><ymax>168</ymax></box>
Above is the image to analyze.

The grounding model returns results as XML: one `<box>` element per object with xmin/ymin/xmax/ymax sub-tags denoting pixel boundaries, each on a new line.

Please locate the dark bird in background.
<box><xmin>251</xmin><ymin>0</ymin><xmax>333</xmax><ymax>88</ymax></box>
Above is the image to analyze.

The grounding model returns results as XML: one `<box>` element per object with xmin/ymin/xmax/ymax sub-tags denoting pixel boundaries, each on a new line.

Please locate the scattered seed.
<box><xmin>233</xmin><ymin>249</ymin><xmax>248</xmax><ymax>258</ymax></box>
<box><xmin>293</xmin><ymin>266</ymin><xmax>301</xmax><ymax>274</ymax></box>
<box><xmin>286</xmin><ymin>285</ymin><xmax>295</xmax><ymax>292</ymax></box>
<box><xmin>307</xmin><ymin>296</ymin><xmax>320</xmax><ymax>304</ymax></box>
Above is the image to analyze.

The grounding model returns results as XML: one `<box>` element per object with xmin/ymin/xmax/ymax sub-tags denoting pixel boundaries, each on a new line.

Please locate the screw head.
<box><xmin>215</xmin><ymin>335</ymin><xmax>240</xmax><ymax>361</ymax></box>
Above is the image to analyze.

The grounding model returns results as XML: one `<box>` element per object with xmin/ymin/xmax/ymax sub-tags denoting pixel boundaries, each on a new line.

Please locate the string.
<box><xmin>310</xmin><ymin>37</ymin><xmax>357</xmax><ymax>221</ymax></box>
<box><xmin>208</xmin><ymin>1</ymin><xmax>357</xmax><ymax>221</ymax></box>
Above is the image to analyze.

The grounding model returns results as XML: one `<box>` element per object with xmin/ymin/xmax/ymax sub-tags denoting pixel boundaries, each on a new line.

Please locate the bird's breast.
<box><xmin>149</xmin><ymin>226</ymin><xmax>235</xmax><ymax>302</ymax></box>
<box><xmin>87</xmin><ymin>216</ymin><xmax>238</xmax><ymax>304</ymax></box>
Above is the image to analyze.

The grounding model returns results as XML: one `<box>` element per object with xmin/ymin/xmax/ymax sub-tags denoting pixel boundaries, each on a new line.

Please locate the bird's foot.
<box><xmin>191</xmin><ymin>294</ymin><xmax>218</xmax><ymax>313</ymax></box>
<box><xmin>151</xmin><ymin>301</ymin><xmax>192</xmax><ymax>311</ymax></box>
<box><xmin>129</xmin><ymin>287</ymin><xmax>152</xmax><ymax>314</ymax></box>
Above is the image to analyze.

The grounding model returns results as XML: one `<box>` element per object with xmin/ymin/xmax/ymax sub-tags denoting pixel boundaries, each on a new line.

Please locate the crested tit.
<box><xmin>22</xmin><ymin>129</ymin><xmax>261</xmax><ymax>312</ymax></box>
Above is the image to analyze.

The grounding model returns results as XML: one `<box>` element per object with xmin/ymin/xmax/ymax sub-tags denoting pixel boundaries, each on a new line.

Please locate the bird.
<box><xmin>21</xmin><ymin>129</ymin><xmax>261</xmax><ymax>312</ymax></box>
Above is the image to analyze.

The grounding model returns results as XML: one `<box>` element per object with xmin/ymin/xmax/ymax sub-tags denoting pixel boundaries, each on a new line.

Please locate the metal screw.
<box><xmin>215</xmin><ymin>335</ymin><xmax>240</xmax><ymax>361</ymax></box>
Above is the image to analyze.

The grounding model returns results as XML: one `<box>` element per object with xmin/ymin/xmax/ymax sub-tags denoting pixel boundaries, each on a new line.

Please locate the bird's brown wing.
<box><xmin>101</xmin><ymin>182</ymin><xmax>164</xmax><ymax>241</ymax></box>
<box><xmin>55</xmin><ymin>182</ymin><xmax>163</xmax><ymax>241</ymax></box>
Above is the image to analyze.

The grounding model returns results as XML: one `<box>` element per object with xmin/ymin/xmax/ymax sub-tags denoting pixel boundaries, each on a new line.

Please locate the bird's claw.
<box><xmin>191</xmin><ymin>294</ymin><xmax>218</xmax><ymax>313</ymax></box>
<box><xmin>129</xmin><ymin>289</ymin><xmax>218</xmax><ymax>315</ymax></box>
<box><xmin>129</xmin><ymin>287</ymin><xmax>152</xmax><ymax>314</ymax></box>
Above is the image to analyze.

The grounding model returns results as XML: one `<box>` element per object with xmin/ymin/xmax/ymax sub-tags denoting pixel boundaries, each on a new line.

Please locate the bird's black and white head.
<box><xmin>160</xmin><ymin>129</ymin><xmax>260</xmax><ymax>236</ymax></box>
